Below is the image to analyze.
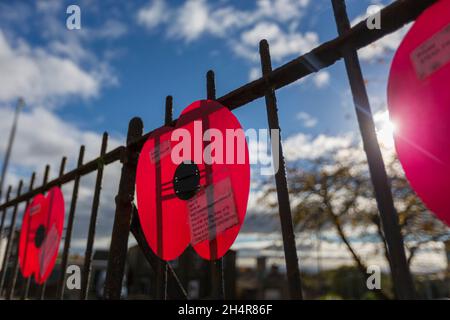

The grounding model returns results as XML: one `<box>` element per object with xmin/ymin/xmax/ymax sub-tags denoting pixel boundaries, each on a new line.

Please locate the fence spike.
<box><xmin>165</xmin><ymin>96</ymin><xmax>173</xmax><ymax>126</ymax></box>
<box><xmin>7</xmin><ymin>172</ymin><xmax>35</xmax><ymax>300</ymax></box>
<box><xmin>331</xmin><ymin>0</ymin><xmax>415</xmax><ymax>299</ymax></box>
<box><xmin>207</xmin><ymin>70</ymin><xmax>216</xmax><ymax>100</ymax></box>
<box><xmin>259</xmin><ymin>39</ymin><xmax>303</xmax><ymax>299</ymax></box>
<box><xmin>0</xmin><ymin>180</ymin><xmax>23</xmax><ymax>295</ymax></box>
<box><xmin>104</xmin><ymin>117</ymin><xmax>143</xmax><ymax>299</ymax></box>
<box><xmin>56</xmin><ymin>146</ymin><xmax>85</xmax><ymax>299</ymax></box>
<box><xmin>80</xmin><ymin>133</ymin><xmax>108</xmax><ymax>300</ymax></box>
<box><xmin>0</xmin><ymin>186</ymin><xmax>12</xmax><ymax>240</ymax></box>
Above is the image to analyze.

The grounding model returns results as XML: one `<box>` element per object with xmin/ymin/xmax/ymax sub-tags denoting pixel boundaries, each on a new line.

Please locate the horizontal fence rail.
<box><xmin>0</xmin><ymin>0</ymin><xmax>437</xmax><ymax>300</ymax></box>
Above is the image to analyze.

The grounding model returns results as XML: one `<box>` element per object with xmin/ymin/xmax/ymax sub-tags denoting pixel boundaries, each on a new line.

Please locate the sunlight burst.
<box><xmin>374</xmin><ymin>110</ymin><xmax>396</xmax><ymax>149</ymax></box>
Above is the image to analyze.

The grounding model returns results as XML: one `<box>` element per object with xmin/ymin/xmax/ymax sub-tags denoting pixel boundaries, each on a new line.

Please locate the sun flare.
<box><xmin>374</xmin><ymin>110</ymin><xmax>396</xmax><ymax>149</ymax></box>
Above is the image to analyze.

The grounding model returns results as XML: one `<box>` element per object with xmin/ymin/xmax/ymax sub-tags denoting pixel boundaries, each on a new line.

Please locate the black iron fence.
<box><xmin>0</xmin><ymin>0</ymin><xmax>438</xmax><ymax>300</ymax></box>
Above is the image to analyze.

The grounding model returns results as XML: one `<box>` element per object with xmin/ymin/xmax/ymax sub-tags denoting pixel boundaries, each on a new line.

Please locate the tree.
<box><xmin>261</xmin><ymin>143</ymin><xmax>449</xmax><ymax>299</ymax></box>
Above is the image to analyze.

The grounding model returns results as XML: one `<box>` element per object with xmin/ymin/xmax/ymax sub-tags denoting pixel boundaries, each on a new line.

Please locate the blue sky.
<box><xmin>0</xmin><ymin>0</ymin><xmax>396</xmax><ymax>146</ymax></box>
<box><xmin>0</xmin><ymin>0</ymin><xmax>411</xmax><ymax>251</ymax></box>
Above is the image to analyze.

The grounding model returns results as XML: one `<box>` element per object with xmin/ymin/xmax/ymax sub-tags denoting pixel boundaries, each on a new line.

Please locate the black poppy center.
<box><xmin>35</xmin><ymin>224</ymin><xmax>46</xmax><ymax>248</ymax></box>
<box><xmin>173</xmin><ymin>161</ymin><xmax>200</xmax><ymax>200</ymax></box>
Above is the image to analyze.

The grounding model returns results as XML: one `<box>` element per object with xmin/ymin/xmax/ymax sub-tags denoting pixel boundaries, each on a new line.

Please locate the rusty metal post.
<box><xmin>22</xmin><ymin>164</ymin><xmax>50</xmax><ymax>299</ymax></box>
<box><xmin>124</xmin><ymin>113</ymin><xmax>188</xmax><ymax>299</ymax></box>
<box><xmin>104</xmin><ymin>117</ymin><xmax>143</xmax><ymax>299</ymax></box>
<box><xmin>165</xmin><ymin>95</ymin><xmax>173</xmax><ymax>127</ymax></box>
<box><xmin>0</xmin><ymin>180</ymin><xmax>23</xmax><ymax>295</ymax></box>
<box><xmin>155</xmin><ymin>97</ymin><xmax>173</xmax><ymax>300</ymax></box>
<box><xmin>206</xmin><ymin>70</ymin><xmax>225</xmax><ymax>299</ymax></box>
<box><xmin>39</xmin><ymin>157</ymin><xmax>66</xmax><ymax>300</ymax></box>
<box><xmin>331</xmin><ymin>0</ymin><xmax>415</xmax><ymax>299</ymax></box>
<box><xmin>223</xmin><ymin>250</ymin><xmax>237</xmax><ymax>299</ymax></box>
<box><xmin>80</xmin><ymin>133</ymin><xmax>108</xmax><ymax>300</ymax></box>
<box><xmin>6</xmin><ymin>172</ymin><xmax>36</xmax><ymax>299</ymax></box>
<box><xmin>129</xmin><ymin>212</ymin><xmax>188</xmax><ymax>299</ymax></box>
<box><xmin>0</xmin><ymin>186</ymin><xmax>12</xmax><ymax>242</ymax></box>
<box><xmin>207</xmin><ymin>70</ymin><xmax>216</xmax><ymax>101</ymax></box>
<box><xmin>0</xmin><ymin>186</ymin><xmax>12</xmax><ymax>297</ymax></box>
<box><xmin>56</xmin><ymin>147</ymin><xmax>84</xmax><ymax>299</ymax></box>
<box><xmin>259</xmin><ymin>40</ymin><xmax>303</xmax><ymax>299</ymax></box>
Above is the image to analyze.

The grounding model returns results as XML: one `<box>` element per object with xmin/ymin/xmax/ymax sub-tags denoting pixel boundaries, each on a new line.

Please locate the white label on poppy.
<box><xmin>187</xmin><ymin>177</ymin><xmax>238</xmax><ymax>246</ymax></box>
<box><xmin>411</xmin><ymin>23</ymin><xmax>450</xmax><ymax>79</ymax></box>
<box><xmin>149</xmin><ymin>140</ymin><xmax>171</xmax><ymax>164</ymax></box>
<box><xmin>39</xmin><ymin>224</ymin><xmax>59</xmax><ymax>277</ymax></box>
<box><xmin>29</xmin><ymin>203</ymin><xmax>41</xmax><ymax>216</ymax></box>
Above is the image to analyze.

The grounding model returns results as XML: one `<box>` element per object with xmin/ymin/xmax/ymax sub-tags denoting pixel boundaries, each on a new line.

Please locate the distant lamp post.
<box><xmin>0</xmin><ymin>98</ymin><xmax>25</xmax><ymax>202</ymax></box>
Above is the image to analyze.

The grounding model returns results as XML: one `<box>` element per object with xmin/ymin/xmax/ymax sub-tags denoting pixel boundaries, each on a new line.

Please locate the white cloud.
<box><xmin>0</xmin><ymin>105</ymin><xmax>124</xmax><ymax>251</ymax></box>
<box><xmin>94</xmin><ymin>20</ymin><xmax>128</xmax><ymax>39</ymax></box>
<box><xmin>137</xmin><ymin>0</ymin><xmax>317</xmax><ymax>61</ymax></box>
<box><xmin>257</xmin><ymin>0</ymin><xmax>310</xmax><ymax>22</ymax></box>
<box><xmin>0</xmin><ymin>106</ymin><xmax>122</xmax><ymax>174</ymax></box>
<box><xmin>138</xmin><ymin>0</ymin><xmax>311</xmax><ymax>38</ymax></box>
<box><xmin>358</xmin><ymin>28</ymin><xmax>408</xmax><ymax>61</ymax></box>
<box><xmin>312</xmin><ymin>70</ymin><xmax>330</xmax><ymax>88</ymax></box>
<box><xmin>168</xmin><ymin>0</ymin><xmax>210</xmax><ymax>42</ymax></box>
<box><xmin>0</xmin><ymin>1</ymin><xmax>122</xmax><ymax>110</ymax></box>
<box><xmin>296</xmin><ymin>111</ymin><xmax>318</xmax><ymax>128</ymax></box>
<box><xmin>237</xmin><ymin>22</ymin><xmax>319</xmax><ymax>62</ymax></box>
<box><xmin>138</xmin><ymin>0</ymin><xmax>320</xmax><ymax>87</ymax></box>
<box><xmin>0</xmin><ymin>30</ymin><xmax>103</xmax><ymax>106</ymax></box>
<box><xmin>283</xmin><ymin>132</ymin><xmax>354</xmax><ymax>162</ymax></box>
<box><xmin>137</xmin><ymin>0</ymin><xmax>169</xmax><ymax>30</ymax></box>
<box><xmin>248</xmin><ymin>67</ymin><xmax>261</xmax><ymax>81</ymax></box>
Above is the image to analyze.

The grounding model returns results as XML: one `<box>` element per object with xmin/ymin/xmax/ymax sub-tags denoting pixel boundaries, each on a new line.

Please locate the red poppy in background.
<box><xmin>388</xmin><ymin>0</ymin><xmax>450</xmax><ymax>226</ymax></box>
<box><xmin>19</xmin><ymin>187</ymin><xmax>65</xmax><ymax>284</ymax></box>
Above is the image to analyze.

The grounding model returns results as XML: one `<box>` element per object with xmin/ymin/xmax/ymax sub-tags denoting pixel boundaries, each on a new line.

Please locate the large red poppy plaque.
<box><xmin>136</xmin><ymin>100</ymin><xmax>250</xmax><ymax>260</ymax></box>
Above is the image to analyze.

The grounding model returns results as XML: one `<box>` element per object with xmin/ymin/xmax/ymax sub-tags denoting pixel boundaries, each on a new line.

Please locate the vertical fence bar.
<box><xmin>155</xmin><ymin>97</ymin><xmax>172</xmax><ymax>299</ymax></box>
<box><xmin>206</xmin><ymin>70</ymin><xmax>225</xmax><ymax>299</ymax></box>
<box><xmin>23</xmin><ymin>164</ymin><xmax>50</xmax><ymax>299</ymax></box>
<box><xmin>39</xmin><ymin>157</ymin><xmax>66</xmax><ymax>300</ymax></box>
<box><xmin>129</xmin><ymin>210</ymin><xmax>188</xmax><ymax>299</ymax></box>
<box><xmin>0</xmin><ymin>186</ymin><xmax>12</xmax><ymax>241</ymax></box>
<box><xmin>165</xmin><ymin>95</ymin><xmax>173</xmax><ymax>126</ymax></box>
<box><xmin>0</xmin><ymin>186</ymin><xmax>12</xmax><ymax>297</ymax></box>
<box><xmin>207</xmin><ymin>70</ymin><xmax>216</xmax><ymax>101</ymax></box>
<box><xmin>259</xmin><ymin>40</ymin><xmax>304</xmax><ymax>299</ymax></box>
<box><xmin>104</xmin><ymin>117</ymin><xmax>143</xmax><ymax>299</ymax></box>
<box><xmin>331</xmin><ymin>0</ymin><xmax>415</xmax><ymax>299</ymax></box>
<box><xmin>80</xmin><ymin>133</ymin><xmax>108</xmax><ymax>300</ymax></box>
<box><xmin>6</xmin><ymin>172</ymin><xmax>36</xmax><ymax>299</ymax></box>
<box><xmin>223</xmin><ymin>250</ymin><xmax>237</xmax><ymax>299</ymax></box>
<box><xmin>56</xmin><ymin>147</ymin><xmax>85</xmax><ymax>299</ymax></box>
<box><xmin>162</xmin><ymin>95</ymin><xmax>172</xmax><ymax>299</ymax></box>
<box><xmin>0</xmin><ymin>180</ymin><xmax>23</xmax><ymax>295</ymax></box>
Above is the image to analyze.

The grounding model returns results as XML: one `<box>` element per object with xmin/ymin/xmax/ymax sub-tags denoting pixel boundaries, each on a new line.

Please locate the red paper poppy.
<box><xmin>388</xmin><ymin>0</ymin><xmax>450</xmax><ymax>226</ymax></box>
<box><xmin>136</xmin><ymin>100</ymin><xmax>250</xmax><ymax>261</ymax></box>
<box><xmin>18</xmin><ymin>187</ymin><xmax>65</xmax><ymax>284</ymax></box>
